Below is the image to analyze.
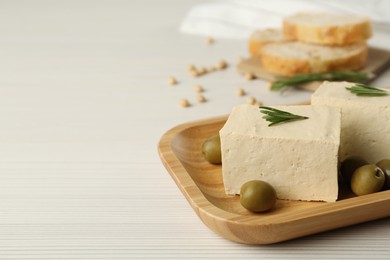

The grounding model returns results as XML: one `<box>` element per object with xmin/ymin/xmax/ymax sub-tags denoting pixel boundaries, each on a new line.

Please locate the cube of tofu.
<box><xmin>312</xmin><ymin>81</ymin><xmax>390</xmax><ymax>163</ymax></box>
<box><xmin>219</xmin><ymin>104</ymin><xmax>341</xmax><ymax>202</ymax></box>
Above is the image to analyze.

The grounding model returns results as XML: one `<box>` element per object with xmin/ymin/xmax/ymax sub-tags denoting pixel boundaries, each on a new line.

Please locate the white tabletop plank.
<box><xmin>0</xmin><ymin>0</ymin><xmax>389</xmax><ymax>258</ymax></box>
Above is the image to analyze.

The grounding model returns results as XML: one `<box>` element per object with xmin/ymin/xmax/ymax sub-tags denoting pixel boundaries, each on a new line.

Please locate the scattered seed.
<box><xmin>237</xmin><ymin>88</ymin><xmax>246</xmax><ymax>96</ymax></box>
<box><xmin>197</xmin><ymin>95</ymin><xmax>206</xmax><ymax>103</ymax></box>
<box><xmin>180</xmin><ymin>99</ymin><xmax>190</xmax><ymax>107</ymax></box>
<box><xmin>194</xmin><ymin>85</ymin><xmax>204</xmax><ymax>93</ymax></box>
<box><xmin>168</xmin><ymin>76</ymin><xmax>177</xmax><ymax>85</ymax></box>
<box><xmin>247</xmin><ymin>97</ymin><xmax>256</xmax><ymax>105</ymax></box>
<box><xmin>198</xmin><ymin>67</ymin><xmax>207</xmax><ymax>75</ymax></box>
<box><xmin>207</xmin><ymin>37</ymin><xmax>214</xmax><ymax>45</ymax></box>
<box><xmin>188</xmin><ymin>64</ymin><xmax>196</xmax><ymax>72</ymax></box>
<box><xmin>190</xmin><ymin>70</ymin><xmax>199</xmax><ymax>77</ymax></box>
<box><xmin>216</xmin><ymin>60</ymin><xmax>228</xmax><ymax>70</ymax></box>
<box><xmin>245</xmin><ymin>73</ymin><xmax>255</xmax><ymax>80</ymax></box>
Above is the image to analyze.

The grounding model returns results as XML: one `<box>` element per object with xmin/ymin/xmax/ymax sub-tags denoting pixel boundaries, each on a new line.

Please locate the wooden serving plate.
<box><xmin>158</xmin><ymin>115</ymin><xmax>390</xmax><ymax>244</ymax></box>
<box><xmin>237</xmin><ymin>47</ymin><xmax>390</xmax><ymax>92</ymax></box>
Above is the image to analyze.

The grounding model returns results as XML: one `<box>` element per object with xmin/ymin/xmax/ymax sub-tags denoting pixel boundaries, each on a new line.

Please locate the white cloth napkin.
<box><xmin>180</xmin><ymin>0</ymin><xmax>390</xmax><ymax>39</ymax></box>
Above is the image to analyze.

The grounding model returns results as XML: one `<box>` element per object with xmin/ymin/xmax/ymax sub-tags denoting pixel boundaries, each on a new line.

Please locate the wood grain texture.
<box><xmin>0</xmin><ymin>0</ymin><xmax>389</xmax><ymax>257</ymax></box>
<box><xmin>158</xmin><ymin>115</ymin><xmax>390</xmax><ymax>244</ymax></box>
<box><xmin>237</xmin><ymin>47</ymin><xmax>390</xmax><ymax>92</ymax></box>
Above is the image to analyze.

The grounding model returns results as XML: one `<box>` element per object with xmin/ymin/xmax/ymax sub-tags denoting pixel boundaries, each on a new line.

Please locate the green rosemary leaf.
<box><xmin>270</xmin><ymin>71</ymin><xmax>371</xmax><ymax>91</ymax></box>
<box><xmin>346</xmin><ymin>83</ymin><xmax>389</xmax><ymax>96</ymax></box>
<box><xmin>259</xmin><ymin>106</ymin><xmax>309</xmax><ymax>126</ymax></box>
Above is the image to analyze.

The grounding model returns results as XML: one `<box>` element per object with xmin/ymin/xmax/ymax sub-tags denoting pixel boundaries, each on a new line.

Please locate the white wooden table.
<box><xmin>0</xmin><ymin>0</ymin><xmax>389</xmax><ymax>258</ymax></box>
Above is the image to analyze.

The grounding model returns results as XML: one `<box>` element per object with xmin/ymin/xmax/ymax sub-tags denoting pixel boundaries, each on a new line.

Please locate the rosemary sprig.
<box><xmin>259</xmin><ymin>106</ymin><xmax>309</xmax><ymax>126</ymax></box>
<box><xmin>270</xmin><ymin>71</ymin><xmax>371</xmax><ymax>91</ymax></box>
<box><xmin>346</xmin><ymin>83</ymin><xmax>389</xmax><ymax>96</ymax></box>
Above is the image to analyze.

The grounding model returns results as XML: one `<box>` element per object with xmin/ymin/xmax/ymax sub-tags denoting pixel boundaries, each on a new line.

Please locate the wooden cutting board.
<box><xmin>237</xmin><ymin>47</ymin><xmax>390</xmax><ymax>91</ymax></box>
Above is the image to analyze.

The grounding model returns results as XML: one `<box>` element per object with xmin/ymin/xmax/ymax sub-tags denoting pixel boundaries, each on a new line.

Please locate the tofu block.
<box><xmin>219</xmin><ymin>104</ymin><xmax>341</xmax><ymax>202</ymax></box>
<box><xmin>312</xmin><ymin>81</ymin><xmax>390</xmax><ymax>163</ymax></box>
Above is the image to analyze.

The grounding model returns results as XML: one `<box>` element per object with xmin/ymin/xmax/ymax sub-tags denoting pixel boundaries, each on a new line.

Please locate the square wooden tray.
<box><xmin>158</xmin><ymin>115</ymin><xmax>390</xmax><ymax>244</ymax></box>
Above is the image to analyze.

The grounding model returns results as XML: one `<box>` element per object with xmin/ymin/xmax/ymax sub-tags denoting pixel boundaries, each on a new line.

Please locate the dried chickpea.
<box><xmin>190</xmin><ymin>70</ymin><xmax>199</xmax><ymax>77</ymax></box>
<box><xmin>245</xmin><ymin>73</ymin><xmax>255</xmax><ymax>80</ymax></box>
<box><xmin>180</xmin><ymin>99</ymin><xmax>190</xmax><ymax>107</ymax></box>
<box><xmin>188</xmin><ymin>64</ymin><xmax>196</xmax><ymax>72</ymax></box>
<box><xmin>236</xmin><ymin>88</ymin><xmax>246</xmax><ymax>96</ymax></box>
<box><xmin>194</xmin><ymin>85</ymin><xmax>204</xmax><ymax>93</ymax></box>
<box><xmin>198</xmin><ymin>67</ymin><xmax>207</xmax><ymax>75</ymax></box>
<box><xmin>206</xmin><ymin>37</ymin><xmax>214</xmax><ymax>45</ymax></box>
<box><xmin>247</xmin><ymin>97</ymin><xmax>256</xmax><ymax>105</ymax></box>
<box><xmin>197</xmin><ymin>95</ymin><xmax>206</xmax><ymax>103</ymax></box>
<box><xmin>167</xmin><ymin>76</ymin><xmax>177</xmax><ymax>85</ymax></box>
<box><xmin>216</xmin><ymin>60</ymin><xmax>227</xmax><ymax>70</ymax></box>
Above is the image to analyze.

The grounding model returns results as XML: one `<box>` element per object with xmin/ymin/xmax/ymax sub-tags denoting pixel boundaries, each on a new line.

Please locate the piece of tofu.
<box><xmin>312</xmin><ymin>81</ymin><xmax>390</xmax><ymax>163</ymax></box>
<box><xmin>219</xmin><ymin>104</ymin><xmax>341</xmax><ymax>202</ymax></box>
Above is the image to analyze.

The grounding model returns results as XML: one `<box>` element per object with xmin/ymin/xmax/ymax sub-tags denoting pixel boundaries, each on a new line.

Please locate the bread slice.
<box><xmin>248</xmin><ymin>29</ymin><xmax>292</xmax><ymax>56</ymax></box>
<box><xmin>261</xmin><ymin>41</ymin><xmax>367</xmax><ymax>76</ymax></box>
<box><xmin>283</xmin><ymin>13</ymin><xmax>372</xmax><ymax>45</ymax></box>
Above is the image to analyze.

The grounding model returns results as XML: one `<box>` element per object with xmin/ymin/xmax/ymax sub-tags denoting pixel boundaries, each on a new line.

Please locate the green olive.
<box><xmin>340</xmin><ymin>156</ymin><xmax>367</xmax><ymax>183</ymax></box>
<box><xmin>240</xmin><ymin>180</ymin><xmax>276</xmax><ymax>213</ymax></box>
<box><xmin>351</xmin><ymin>164</ymin><xmax>385</xmax><ymax>196</ymax></box>
<box><xmin>376</xmin><ymin>159</ymin><xmax>390</xmax><ymax>190</ymax></box>
<box><xmin>201</xmin><ymin>134</ymin><xmax>221</xmax><ymax>164</ymax></box>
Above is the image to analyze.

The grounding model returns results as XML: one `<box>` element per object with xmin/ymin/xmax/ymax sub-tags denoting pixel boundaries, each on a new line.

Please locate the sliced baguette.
<box><xmin>261</xmin><ymin>41</ymin><xmax>367</xmax><ymax>76</ymax></box>
<box><xmin>283</xmin><ymin>13</ymin><xmax>372</xmax><ymax>45</ymax></box>
<box><xmin>248</xmin><ymin>29</ymin><xmax>292</xmax><ymax>56</ymax></box>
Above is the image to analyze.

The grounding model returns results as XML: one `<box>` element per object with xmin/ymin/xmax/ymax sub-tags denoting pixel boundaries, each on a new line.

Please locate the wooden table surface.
<box><xmin>0</xmin><ymin>0</ymin><xmax>389</xmax><ymax>258</ymax></box>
